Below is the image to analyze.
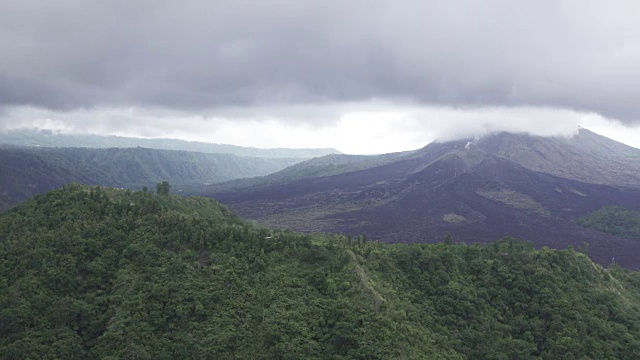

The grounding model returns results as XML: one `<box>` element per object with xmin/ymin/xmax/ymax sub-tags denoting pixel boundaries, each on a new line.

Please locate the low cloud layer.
<box><xmin>5</xmin><ymin>103</ymin><xmax>638</xmax><ymax>154</ymax></box>
<box><xmin>2</xmin><ymin>1</ymin><xmax>640</xmax><ymax>125</ymax></box>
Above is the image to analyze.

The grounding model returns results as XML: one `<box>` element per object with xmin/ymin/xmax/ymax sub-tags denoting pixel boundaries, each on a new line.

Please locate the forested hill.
<box><xmin>0</xmin><ymin>129</ymin><xmax>340</xmax><ymax>159</ymax></box>
<box><xmin>2</xmin><ymin>185</ymin><xmax>640</xmax><ymax>358</ymax></box>
<box><xmin>0</xmin><ymin>146</ymin><xmax>301</xmax><ymax>211</ymax></box>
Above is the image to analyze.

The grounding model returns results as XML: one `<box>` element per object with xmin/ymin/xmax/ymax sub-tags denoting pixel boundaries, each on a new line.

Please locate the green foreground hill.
<box><xmin>2</xmin><ymin>185</ymin><xmax>640</xmax><ymax>359</ymax></box>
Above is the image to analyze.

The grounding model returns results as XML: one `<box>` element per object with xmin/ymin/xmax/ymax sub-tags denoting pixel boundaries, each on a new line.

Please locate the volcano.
<box><xmin>209</xmin><ymin>129</ymin><xmax>640</xmax><ymax>269</ymax></box>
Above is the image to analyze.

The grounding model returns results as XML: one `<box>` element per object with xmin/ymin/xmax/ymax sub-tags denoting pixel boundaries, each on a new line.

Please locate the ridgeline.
<box><xmin>0</xmin><ymin>146</ymin><xmax>302</xmax><ymax>211</ymax></box>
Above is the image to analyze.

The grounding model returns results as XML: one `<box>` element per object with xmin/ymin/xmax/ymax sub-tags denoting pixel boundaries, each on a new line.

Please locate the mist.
<box><xmin>3</xmin><ymin>103</ymin><xmax>636</xmax><ymax>154</ymax></box>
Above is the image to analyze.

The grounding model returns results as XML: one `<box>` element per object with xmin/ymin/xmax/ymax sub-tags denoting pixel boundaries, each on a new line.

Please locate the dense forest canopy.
<box><xmin>2</xmin><ymin>185</ymin><xmax>640</xmax><ymax>359</ymax></box>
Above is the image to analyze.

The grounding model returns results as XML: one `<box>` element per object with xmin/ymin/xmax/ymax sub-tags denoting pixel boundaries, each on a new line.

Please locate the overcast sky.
<box><xmin>2</xmin><ymin>0</ymin><xmax>640</xmax><ymax>154</ymax></box>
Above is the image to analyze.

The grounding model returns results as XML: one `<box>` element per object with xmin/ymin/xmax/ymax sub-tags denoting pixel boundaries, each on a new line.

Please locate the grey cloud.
<box><xmin>1</xmin><ymin>0</ymin><xmax>640</xmax><ymax>124</ymax></box>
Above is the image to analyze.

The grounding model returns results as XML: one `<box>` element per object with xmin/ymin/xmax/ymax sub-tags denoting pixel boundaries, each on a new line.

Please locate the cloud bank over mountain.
<box><xmin>1</xmin><ymin>1</ymin><xmax>639</xmax><ymax>151</ymax></box>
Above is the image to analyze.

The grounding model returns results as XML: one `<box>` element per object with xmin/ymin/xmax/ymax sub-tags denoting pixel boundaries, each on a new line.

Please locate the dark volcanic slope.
<box><xmin>212</xmin><ymin>131</ymin><xmax>640</xmax><ymax>269</ymax></box>
<box><xmin>184</xmin><ymin>150</ymin><xmax>418</xmax><ymax>194</ymax></box>
<box><xmin>338</xmin><ymin>154</ymin><xmax>640</xmax><ymax>267</ymax></box>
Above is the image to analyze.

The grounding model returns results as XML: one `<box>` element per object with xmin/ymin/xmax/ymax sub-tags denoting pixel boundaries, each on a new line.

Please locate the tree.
<box><xmin>156</xmin><ymin>181</ymin><xmax>171</xmax><ymax>196</ymax></box>
<box><xmin>444</xmin><ymin>233</ymin><xmax>454</xmax><ymax>245</ymax></box>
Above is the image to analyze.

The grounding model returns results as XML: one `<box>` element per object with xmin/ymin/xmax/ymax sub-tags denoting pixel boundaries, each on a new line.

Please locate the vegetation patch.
<box><xmin>578</xmin><ymin>206</ymin><xmax>640</xmax><ymax>238</ymax></box>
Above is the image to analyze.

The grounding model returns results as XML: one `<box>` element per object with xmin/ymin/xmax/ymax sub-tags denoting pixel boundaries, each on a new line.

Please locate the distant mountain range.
<box><xmin>0</xmin><ymin>128</ymin><xmax>341</xmax><ymax>159</ymax></box>
<box><xmin>0</xmin><ymin>147</ymin><xmax>301</xmax><ymax>211</ymax></box>
<box><xmin>207</xmin><ymin>129</ymin><xmax>640</xmax><ymax>269</ymax></box>
<box><xmin>0</xmin><ymin>129</ymin><xmax>342</xmax><ymax>211</ymax></box>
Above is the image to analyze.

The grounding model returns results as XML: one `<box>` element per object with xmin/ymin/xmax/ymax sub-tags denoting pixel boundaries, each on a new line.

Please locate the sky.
<box><xmin>1</xmin><ymin>0</ymin><xmax>640</xmax><ymax>154</ymax></box>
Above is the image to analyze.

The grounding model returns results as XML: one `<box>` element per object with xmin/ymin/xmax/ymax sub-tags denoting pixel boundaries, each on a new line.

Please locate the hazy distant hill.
<box><xmin>209</xmin><ymin>129</ymin><xmax>640</xmax><ymax>269</ymax></box>
<box><xmin>0</xmin><ymin>128</ymin><xmax>341</xmax><ymax>159</ymax></box>
<box><xmin>0</xmin><ymin>146</ymin><xmax>301</xmax><ymax>210</ymax></box>
<box><xmin>196</xmin><ymin>151</ymin><xmax>415</xmax><ymax>193</ymax></box>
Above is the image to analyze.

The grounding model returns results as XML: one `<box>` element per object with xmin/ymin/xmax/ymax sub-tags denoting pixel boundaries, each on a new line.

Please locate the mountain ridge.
<box><xmin>462</xmin><ymin>128</ymin><xmax>640</xmax><ymax>188</ymax></box>
<box><xmin>0</xmin><ymin>128</ymin><xmax>341</xmax><ymax>159</ymax></box>
<box><xmin>207</xmin><ymin>129</ymin><xmax>640</xmax><ymax>269</ymax></box>
<box><xmin>198</xmin><ymin>128</ymin><xmax>640</xmax><ymax>196</ymax></box>
<box><xmin>0</xmin><ymin>146</ymin><xmax>302</xmax><ymax>211</ymax></box>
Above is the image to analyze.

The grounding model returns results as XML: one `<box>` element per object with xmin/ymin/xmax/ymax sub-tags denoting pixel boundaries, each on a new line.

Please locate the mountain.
<box><xmin>201</xmin><ymin>128</ymin><xmax>640</xmax><ymax>194</ymax></box>
<box><xmin>2</xmin><ymin>184</ymin><xmax>640</xmax><ymax>358</ymax></box>
<box><xmin>0</xmin><ymin>128</ymin><xmax>341</xmax><ymax>159</ymax></box>
<box><xmin>194</xmin><ymin>151</ymin><xmax>414</xmax><ymax>193</ymax></box>
<box><xmin>463</xmin><ymin>128</ymin><xmax>640</xmax><ymax>188</ymax></box>
<box><xmin>208</xmin><ymin>129</ymin><xmax>640</xmax><ymax>269</ymax></box>
<box><xmin>0</xmin><ymin>146</ymin><xmax>302</xmax><ymax>211</ymax></box>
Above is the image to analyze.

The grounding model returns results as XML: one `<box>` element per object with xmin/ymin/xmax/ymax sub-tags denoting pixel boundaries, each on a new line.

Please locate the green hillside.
<box><xmin>2</xmin><ymin>185</ymin><xmax>640</xmax><ymax>359</ymax></box>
